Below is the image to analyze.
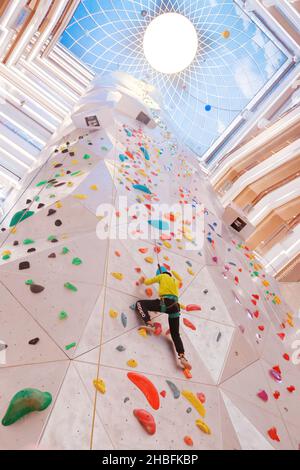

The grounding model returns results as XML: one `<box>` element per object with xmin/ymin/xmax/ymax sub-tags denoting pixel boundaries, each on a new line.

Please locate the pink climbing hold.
<box><xmin>257</xmin><ymin>390</ymin><xmax>268</xmax><ymax>402</ymax></box>
<box><xmin>133</xmin><ymin>409</ymin><xmax>156</xmax><ymax>435</ymax></box>
<box><xmin>153</xmin><ymin>322</ymin><xmax>162</xmax><ymax>336</ymax></box>
<box><xmin>186</xmin><ymin>304</ymin><xmax>201</xmax><ymax>312</ymax></box>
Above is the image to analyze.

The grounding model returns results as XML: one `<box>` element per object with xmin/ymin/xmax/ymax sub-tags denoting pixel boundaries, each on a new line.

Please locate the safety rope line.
<box><xmin>89</xmin><ymin>122</ymin><xmax>120</xmax><ymax>450</ymax></box>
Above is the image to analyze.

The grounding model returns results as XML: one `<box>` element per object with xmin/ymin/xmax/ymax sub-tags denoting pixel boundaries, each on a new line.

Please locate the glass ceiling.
<box><xmin>60</xmin><ymin>0</ymin><xmax>289</xmax><ymax>159</ymax></box>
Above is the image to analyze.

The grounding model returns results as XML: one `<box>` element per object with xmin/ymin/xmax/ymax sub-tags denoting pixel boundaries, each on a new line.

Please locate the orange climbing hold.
<box><xmin>183</xmin><ymin>369</ymin><xmax>192</xmax><ymax>379</ymax></box>
<box><xmin>139</xmin><ymin>248</ymin><xmax>148</xmax><ymax>254</ymax></box>
<box><xmin>133</xmin><ymin>409</ymin><xmax>156</xmax><ymax>435</ymax></box>
<box><xmin>145</xmin><ymin>288</ymin><xmax>153</xmax><ymax>297</ymax></box>
<box><xmin>127</xmin><ymin>372</ymin><xmax>160</xmax><ymax>410</ymax></box>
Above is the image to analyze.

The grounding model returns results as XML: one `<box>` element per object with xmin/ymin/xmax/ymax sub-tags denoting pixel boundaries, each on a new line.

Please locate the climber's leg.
<box><xmin>135</xmin><ymin>299</ymin><xmax>161</xmax><ymax>325</ymax></box>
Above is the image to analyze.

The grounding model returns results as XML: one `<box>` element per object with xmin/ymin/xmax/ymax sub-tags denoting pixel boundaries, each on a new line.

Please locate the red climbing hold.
<box><xmin>133</xmin><ymin>409</ymin><xmax>156</xmax><ymax>435</ymax></box>
<box><xmin>184</xmin><ymin>436</ymin><xmax>193</xmax><ymax>446</ymax></box>
<box><xmin>197</xmin><ymin>393</ymin><xmax>206</xmax><ymax>404</ymax></box>
<box><xmin>127</xmin><ymin>372</ymin><xmax>160</xmax><ymax>410</ymax></box>
<box><xmin>277</xmin><ymin>333</ymin><xmax>285</xmax><ymax>340</ymax></box>
<box><xmin>282</xmin><ymin>353</ymin><xmax>290</xmax><ymax>361</ymax></box>
<box><xmin>186</xmin><ymin>304</ymin><xmax>201</xmax><ymax>312</ymax></box>
<box><xmin>273</xmin><ymin>391</ymin><xmax>280</xmax><ymax>400</ymax></box>
<box><xmin>268</xmin><ymin>427</ymin><xmax>280</xmax><ymax>442</ymax></box>
<box><xmin>160</xmin><ymin>390</ymin><xmax>166</xmax><ymax>398</ymax></box>
<box><xmin>287</xmin><ymin>385</ymin><xmax>295</xmax><ymax>393</ymax></box>
<box><xmin>257</xmin><ymin>390</ymin><xmax>268</xmax><ymax>402</ymax></box>
<box><xmin>153</xmin><ymin>322</ymin><xmax>162</xmax><ymax>336</ymax></box>
<box><xmin>183</xmin><ymin>318</ymin><xmax>196</xmax><ymax>331</ymax></box>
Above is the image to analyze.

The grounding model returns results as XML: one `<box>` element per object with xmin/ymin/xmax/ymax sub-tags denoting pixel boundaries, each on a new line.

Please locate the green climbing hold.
<box><xmin>25</xmin><ymin>279</ymin><xmax>34</xmax><ymax>285</ymax></box>
<box><xmin>65</xmin><ymin>342</ymin><xmax>76</xmax><ymax>351</ymax></box>
<box><xmin>36</xmin><ymin>181</ymin><xmax>48</xmax><ymax>187</ymax></box>
<box><xmin>1</xmin><ymin>388</ymin><xmax>52</xmax><ymax>426</ymax></box>
<box><xmin>9</xmin><ymin>210</ymin><xmax>35</xmax><ymax>227</ymax></box>
<box><xmin>83</xmin><ymin>154</ymin><xmax>91</xmax><ymax>160</ymax></box>
<box><xmin>59</xmin><ymin>311</ymin><xmax>68</xmax><ymax>320</ymax></box>
<box><xmin>23</xmin><ymin>239</ymin><xmax>35</xmax><ymax>245</ymax></box>
<box><xmin>64</xmin><ymin>282</ymin><xmax>78</xmax><ymax>292</ymax></box>
<box><xmin>62</xmin><ymin>247</ymin><xmax>70</xmax><ymax>255</ymax></box>
<box><xmin>2</xmin><ymin>255</ymin><xmax>10</xmax><ymax>261</ymax></box>
<box><xmin>72</xmin><ymin>257</ymin><xmax>82</xmax><ymax>266</ymax></box>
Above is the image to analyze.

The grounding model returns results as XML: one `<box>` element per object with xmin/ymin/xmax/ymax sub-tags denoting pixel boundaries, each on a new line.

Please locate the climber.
<box><xmin>136</xmin><ymin>265</ymin><xmax>192</xmax><ymax>370</ymax></box>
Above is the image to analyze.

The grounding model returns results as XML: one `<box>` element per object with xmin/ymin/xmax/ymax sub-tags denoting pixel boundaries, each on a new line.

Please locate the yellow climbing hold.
<box><xmin>184</xmin><ymin>232</ymin><xmax>194</xmax><ymax>242</ymax></box>
<box><xmin>182</xmin><ymin>390</ymin><xmax>206</xmax><ymax>418</ymax></box>
<box><xmin>111</xmin><ymin>272</ymin><xmax>124</xmax><ymax>281</ymax></box>
<box><xmin>127</xmin><ymin>359</ymin><xmax>138</xmax><ymax>368</ymax></box>
<box><xmin>90</xmin><ymin>185</ymin><xmax>98</xmax><ymax>191</ymax></box>
<box><xmin>71</xmin><ymin>159</ymin><xmax>79</xmax><ymax>165</ymax></box>
<box><xmin>10</xmin><ymin>227</ymin><xmax>17</xmax><ymax>234</ymax></box>
<box><xmin>67</xmin><ymin>182</ymin><xmax>73</xmax><ymax>187</ymax></box>
<box><xmin>262</xmin><ymin>280</ymin><xmax>270</xmax><ymax>287</ymax></box>
<box><xmin>93</xmin><ymin>379</ymin><xmax>106</xmax><ymax>394</ymax></box>
<box><xmin>56</xmin><ymin>202</ymin><xmax>62</xmax><ymax>209</ymax></box>
<box><xmin>138</xmin><ymin>328</ymin><xmax>147</xmax><ymax>337</ymax></box>
<box><xmin>145</xmin><ymin>256</ymin><xmax>154</xmax><ymax>264</ymax></box>
<box><xmin>109</xmin><ymin>309</ymin><xmax>118</xmax><ymax>319</ymax></box>
<box><xmin>73</xmin><ymin>194</ymin><xmax>88</xmax><ymax>200</ymax></box>
<box><xmin>196</xmin><ymin>419</ymin><xmax>211</xmax><ymax>435</ymax></box>
<box><xmin>2</xmin><ymin>250</ymin><xmax>11</xmax><ymax>256</ymax></box>
<box><xmin>163</xmin><ymin>241</ymin><xmax>171</xmax><ymax>249</ymax></box>
<box><xmin>187</xmin><ymin>268</ymin><xmax>195</xmax><ymax>276</ymax></box>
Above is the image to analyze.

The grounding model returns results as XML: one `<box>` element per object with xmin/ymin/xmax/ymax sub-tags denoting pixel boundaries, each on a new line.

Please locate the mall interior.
<box><xmin>0</xmin><ymin>0</ymin><xmax>299</xmax><ymax>450</ymax></box>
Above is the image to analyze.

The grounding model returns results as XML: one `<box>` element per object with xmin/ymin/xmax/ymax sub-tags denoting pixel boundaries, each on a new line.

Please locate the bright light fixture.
<box><xmin>143</xmin><ymin>13</ymin><xmax>198</xmax><ymax>74</ymax></box>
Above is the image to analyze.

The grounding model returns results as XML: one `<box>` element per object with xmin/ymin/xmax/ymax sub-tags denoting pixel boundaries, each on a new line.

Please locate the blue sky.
<box><xmin>60</xmin><ymin>0</ymin><xmax>288</xmax><ymax>158</ymax></box>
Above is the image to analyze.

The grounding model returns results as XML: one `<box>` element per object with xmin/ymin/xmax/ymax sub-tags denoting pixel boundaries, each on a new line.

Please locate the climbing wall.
<box><xmin>1</xmin><ymin>77</ymin><xmax>300</xmax><ymax>451</ymax></box>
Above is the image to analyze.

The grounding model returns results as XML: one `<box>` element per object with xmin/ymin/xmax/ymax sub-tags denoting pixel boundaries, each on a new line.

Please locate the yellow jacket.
<box><xmin>144</xmin><ymin>274</ymin><xmax>179</xmax><ymax>298</ymax></box>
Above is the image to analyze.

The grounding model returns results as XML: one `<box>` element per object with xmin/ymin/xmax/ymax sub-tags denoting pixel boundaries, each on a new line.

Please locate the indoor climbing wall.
<box><xmin>0</xmin><ymin>73</ymin><xmax>300</xmax><ymax>450</ymax></box>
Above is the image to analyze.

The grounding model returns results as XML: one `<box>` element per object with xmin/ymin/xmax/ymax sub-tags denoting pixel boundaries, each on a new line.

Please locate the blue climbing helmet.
<box><xmin>156</xmin><ymin>265</ymin><xmax>168</xmax><ymax>276</ymax></box>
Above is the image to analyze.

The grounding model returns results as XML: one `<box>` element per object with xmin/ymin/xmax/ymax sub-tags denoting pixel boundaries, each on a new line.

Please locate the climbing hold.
<box><xmin>184</xmin><ymin>436</ymin><xmax>193</xmax><ymax>446</ymax></box>
<box><xmin>64</xmin><ymin>282</ymin><xmax>78</xmax><ymax>292</ymax></box>
<box><xmin>23</xmin><ymin>239</ymin><xmax>35</xmax><ymax>245</ymax></box>
<box><xmin>90</xmin><ymin>185</ymin><xmax>98</xmax><ymax>191</ymax></box>
<box><xmin>116</xmin><ymin>345</ymin><xmax>126</xmax><ymax>352</ymax></box>
<box><xmin>72</xmin><ymin>257</ymin><xmax>82</xmax><ymax>266</ymax></box>
<box><xmin>30</xmin><ymin>284</ymin><xmax>45</xmax><ymax>294</ymax></box>
<box><xmin>139</xmin><ymin>247</ymin><xmax>148</xmax><ymax>254</ymax></box>
<box><xmin>183</xmin><ymin>318</ymin><xmax>196</xmax><ymax>331</ymax></box>
<box><xmin>133</xmin><ymin>184</ymin><xmax>152</xmax><ymax>194</ymax></box>
<box><xmin>59</xmin><ymin>311</ymin><xmax>68</xmax><ymax>320</ymax></box>
<box><xmin>287</xmin><ymin>385</ymin><xmax>295</xmax><ymax>393</ymax></box>
<box><xmin>65</xmin><ymin>342</ymin><xmax>76</xmax><ymax>351</ymax></box>
<box><xmin>273</xmin><ymin>391</ymin><xmax>280</xmax><ymax>400</ymax></box>
<box><xmin>121</xmin><ymin>312</ymin><xmax>127</xmax><ymax>328</ymax></box>
<box><xmin>187</xmin><ymin>268</ymin><xmax>195</xmax><ymax>276</ymax></box>
<box><xmin>269</xmin><ymin>366</ymin><xmax>282</xmax><ymax>383</ymax></box>
<box><xmin>28</xmin><ymin>338</ymin><xmax>39</xmax><ymax>345</ymax></box>
<box><xmin>145</xmin><ymin>288</ymin><xmax>153</xmax><ymax>297</ymax></box>
<box><xmin>257</xmin><ymin>390</ymin><xmax>268</xmax><ymax>402</ymax></box>
<box><xmin>109</xmin><ymin>309</ymin><xmax>118</xmax><ymax>319</ymax></box>
<box><xmin>138</xmin><ymin>327</ymin><xmax>147</xmax><ymax>337</ymax></box>
<box><xmin>267</xmin><ymin>427</ymin><xmax>280</xmax><ymax>442</ymax></box>
<box><xmin>160</xmin><ymin>390</ymin><xmax>166</xmax><ymax>398</ymax></box>
<box><xmin>148</xmin><ymin>220</ymin><xmax>170</xmax><ymax>231</ymax></box>
<box><xmin>216</xmin><ymin>332</ymin><xmax>222</xmax><ymax>342</ymax></box>
<box><xmin>93</xmin><ymin>379</ymin><xmax>106</xmax><ymax>394</ymax></box>
<box><xmin>145</xmin><ymin>256</ymin><xmax>154</xmax><ymax>264</ymax></box>
<box><xmin>2</xmin><ymin>389</ymin><xmax>52</xmax><ymax>426</ymax></box>
<box><xmin>9</xmin><ymin>210</ymin><xmax>34</xmax><ymax>227</ymax></box>
<box><xmin>196</xmin><ymin>419</ymin><xmax>211</xmax><ymax>435</ymax></box>
<box><xmin>182</xmin><ymin>390</ymin><xmax>206</xmax><ymax>418</ymax></box>
<box><xmin>186</xmin><ymin>304</ymin><xmax>201</xmax><ymax>312</ymax></box>
<box><xmin>127</xmin><ymin>359</ymin><xmax>138</xmax><ymax>368</ymax></box>
<box><xmin>111</xmin><ymin>272</ymin><xmax>124</xmax><ymax>281</ymax></box>
<box><xmin>166</xmin><ymin>380</ymin><xmax>180</xmax><ymax>399</ymax></box>
<box><xmin>19</xmin><ymin>261</ymin><xmax>30</xmax><ymax>270</ymax></box>
<box><xmin>61</xmin><ymin>247</ymin><xmax>69</xmax><ymax>254</ymax></box>
<box><xmin>128</xmin><ymin>372</ymin><xmax>160</xmax><ymax>410</ymax></box>
<box><xmin>197</xmin><ymin>393</ymin><xmax>206</xmax><ymax>404</ymax></box>
<box><xmin>133</xmin><ymin>409</ymin><xmax>156</xmax><ymax>435</ymax></box>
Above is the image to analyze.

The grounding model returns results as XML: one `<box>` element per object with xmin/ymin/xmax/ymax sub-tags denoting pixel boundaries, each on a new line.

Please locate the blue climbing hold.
<box><xmin>133</xmin><ymin>184</ymin><xmax>152</xmax><ymax>195</ymax></box>
<box><xmin>205</xmin><ymin>104</ymin><xmax>212</xmax><ymax>112</ymax></box>
<box><xmin>140</xmin><ymin>147</ymin><xmax>150</xmax><ymax>161</ymax></box>
<box><xmin>148</xmin><ymin>220</ymin><xmax>170</xmax><ymax>231</ymax></box>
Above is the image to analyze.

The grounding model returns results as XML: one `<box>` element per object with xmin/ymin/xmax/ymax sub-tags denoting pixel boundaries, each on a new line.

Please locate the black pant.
<box><xmin>135</xmin><ymin>298</ymin><xmax>184</xmax><ymax>355</ymax></box>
